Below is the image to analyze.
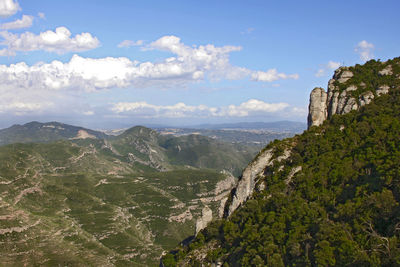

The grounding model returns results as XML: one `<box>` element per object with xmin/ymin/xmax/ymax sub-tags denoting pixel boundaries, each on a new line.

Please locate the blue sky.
<box><xmin>0</xmin><ymin>0</ymin><xmax>399</xmax><ymax>129</ymax></box>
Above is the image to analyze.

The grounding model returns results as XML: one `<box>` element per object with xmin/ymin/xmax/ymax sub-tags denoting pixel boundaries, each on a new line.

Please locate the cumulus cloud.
<box><xmin>315</xmin><ymin>61</ymin><xmax>341</xmax><ymax>77</ymax></box>
<box><xmin>0</xmin><ymin>35</ymin><xmax>298</xmax><ymax>91</ymax></box>
<box><xmin>355</xmin><ymin>40</ymin><xmax>374</xmax><ymax>61</ymax></box>
<box><xmin>0</xmin><ymin>14</ymin><xmax>33</xmax><ymax>30</ymax></box>
<box><xmin>118</xmin><ymin>39</ymin><xmax>143</xmax><ymax>48</ymax></box>
<box><xmin>0</xmin><ymin>54</ymin><xmax>137</xmax><ymax>91</ymax></box>
<box><xmin>111</xmin><ymin>99</ymin><xmax>289</xmax><ymax>118</ymax></box>
<box><xmin>0</xmin><ymin>26</ymin><xmax>100</xmax><ymax>54</ymax></box>
<box><xmin>251</xmin><ymin>68</ymin><xmax>299</xmax><ymax>82</ymax></box>
<box><xmin>0</xmin><ymin>0</ymin><xmax>20</xmax><ymax>18</ymax></box>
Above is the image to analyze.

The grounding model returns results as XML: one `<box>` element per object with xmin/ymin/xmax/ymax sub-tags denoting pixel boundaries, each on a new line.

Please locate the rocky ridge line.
<box><xmin>308</xmin><ymin>62</ymin><xmax>395</xmax><ymax>128</ymax></box>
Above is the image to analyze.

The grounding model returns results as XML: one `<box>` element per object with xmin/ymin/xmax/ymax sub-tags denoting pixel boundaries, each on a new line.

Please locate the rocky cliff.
<box><xmin>224</xmin><ymin>58</ymin><xmax>400</xmax><ymax>218</ymax></box>
<box><xmin>308</xmin><ymin>59</ymin><xmax>398</xmax><ymax>128</ymax></box>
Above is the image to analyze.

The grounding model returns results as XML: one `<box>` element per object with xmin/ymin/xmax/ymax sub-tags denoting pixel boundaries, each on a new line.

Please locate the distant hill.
<box><xmin>0</xmin><ymin>121</ymin><xmax>108</xmax><ymax>146</ymax></box>
<box><xmin>109</xmin><ymin>126</ymin><xmax>259</xmax><ymax>176</ymax></box>
<box><xmin>191</xmin><ymin>121</ymin><xmax>306</xmax><ymax>132</ymax></box>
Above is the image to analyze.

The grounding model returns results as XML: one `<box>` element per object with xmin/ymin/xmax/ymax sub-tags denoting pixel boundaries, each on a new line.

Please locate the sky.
<box><xmin>0</xmin><ymin>0</ymin><xmax>399</xmax><ymax>129</ymax></box>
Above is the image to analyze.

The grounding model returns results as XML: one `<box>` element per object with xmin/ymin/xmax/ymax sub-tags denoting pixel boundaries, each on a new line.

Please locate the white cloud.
<box><xmin>0</xmin><ymin>35</ymin><xmax>298</xmax><ymax>92</ymax></box>
<box><xmin>0</xmin><ymin>14</ymin><xmax>33</xmax><ymax>30</ymax></box>
<box><xmin>251</xmin><ymin>68</ymin><xmax>299</xmax><ymax>82</ymax></box>
<box><xmin>355</xmin><ymin>40</ymin><xmax>374</xmax><ymax>61</ymax></box>
<box><xmin>315</xmin><ymin>60</ymin><xmax>341</xmax><ymax>77</ymax></box>
<box><xmin>38</xmin><ymin>12</ymin><xmax>45</xmax><ymax>19</ymax></box>
<box><xmin>118</xmin><ymin>39</ymin><xmax>143</xmax><ymax>48</ymax></box>
<box><xmin>111</xmin><ymin>99</ymin><xmax>289</xmax><ymax>118</ymax></box>
<box><xmin>0</xmin><ymin>0</ymin><xmax>20</xmax><ymax>18</ymax></box>
<box><xmin>0</xmin><ymin>26</ymin><xmax>100</xmax><ymax>54</ymax></box>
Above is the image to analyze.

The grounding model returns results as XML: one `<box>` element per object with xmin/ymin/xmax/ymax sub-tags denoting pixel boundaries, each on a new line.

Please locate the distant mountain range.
<box><xmin>188</xmin><ymin>121</ymin><xmax>306</xmax><ymax>132</ymax></box>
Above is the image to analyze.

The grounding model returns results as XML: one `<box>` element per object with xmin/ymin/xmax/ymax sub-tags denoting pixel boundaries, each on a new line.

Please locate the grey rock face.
<box><xmin>307</xmin><ymin>87</ymin><xmax>327</xmax><ymax>128</ymax></box>
<box><xmin>226</xmin><ymin>148</ymin><xmax>274</xmax><ymax>217</ymax></box>
<box><xmin>225</xmin><ymin>147</ymin><xmax>293</xmax><ymax>217</ymax></box>
<box><xmin>307</xmin><ymin>65</ymin><xmax>392</xmax><ymax>129</ymax></box>
<box><xmin>334</xmin><ymin>68</ymin><xmax>354</xmax><ymax>83</ymax></box>
<box><xmin>328</xmin><ymin>90</ymin><xmax>340</xmax><ymax>118</ymax></box>
<box><xmin>379</xmin><ymin>65</ymin><xmax>393</xmax><ymax>76</ymax></box>
<box><xmin>376</xmin><ymin>85</ymin><xmax>390</xmax><ymax>96</ymax></box>
<box><xmin>341</xmin><ymin>97</ymin><xmax>358</xmax><ymax>114</ymax></box>
<box><xmin>346</xmin><ymin>85</ymin><xmax>358</xmax><ymax>92</ymax></box>
<box><xmin>195</xmin><ymin>206</ymin><xmax>212</xmax><ymax>235</ymax></box>
<box><xmin>359</xmin><ymin>91</ymin><xmax>374</xmax><ymax>106</ymax></box>
<box><xmin>224</xmin><ymin>146</ymin><xmax>294</xmax><ymax>217</ymax></box>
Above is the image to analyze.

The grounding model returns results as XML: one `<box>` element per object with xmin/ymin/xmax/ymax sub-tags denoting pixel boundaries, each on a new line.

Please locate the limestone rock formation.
<box><xmin>195</xmin><ymin>206</ymin><xmax>212</xmax><ymax>235</ymax></box>
<box><xmin>307</xmin><ymin>62</ymin><xmax>395</xmax><ymax>128</ymax></box>
<box><xmin>307</xmin><ymin>87</ymin><xmax>327</xmax><ymax>127</ymax></box>
<box><xmin>359</xmin><ymin>91</ymin><xmax>374</xmax><ymax>106</ymax></box>
<box><xmin>379</xmin><ymin>65</ymin><xmax>393</xmax><ymax>75</ymax></box>
<box><xmin>225</xmin><ymin>146</ymin><xmax>292</xmax><ymax>217</ymax></box>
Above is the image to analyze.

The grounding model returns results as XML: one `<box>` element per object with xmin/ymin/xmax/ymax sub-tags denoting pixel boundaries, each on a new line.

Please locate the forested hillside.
<box><xmin>164</xmin><ymin>58</ymin><xmax>400</xmax><ymax>266</ymax></box>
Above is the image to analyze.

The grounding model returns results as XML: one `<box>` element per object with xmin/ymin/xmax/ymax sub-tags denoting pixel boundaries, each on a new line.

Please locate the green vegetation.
<box><xmin>165</xmin><ymin>58</ymin><xmax>400</xmax><ymax>266</ymax></box>
<box><xmin>334</xmin><ymin>57</ymin><xmax>400</xmax><ymax>100</ymax></box>
<box><xmin>0</xmin><ymin>126</ymin><xmax>254</xmax><ymax>266</ymax></box>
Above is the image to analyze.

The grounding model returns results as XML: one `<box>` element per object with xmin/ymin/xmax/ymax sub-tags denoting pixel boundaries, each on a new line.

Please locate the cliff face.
<box><xmin>308</xmin><ymin>60</ymin><xmax>398</xmax><ymax>128</ymax></box>
<box><xmin>224</xmin><ymin>141</ymin><xmax>294</xmax><ymax>217</ymax></box>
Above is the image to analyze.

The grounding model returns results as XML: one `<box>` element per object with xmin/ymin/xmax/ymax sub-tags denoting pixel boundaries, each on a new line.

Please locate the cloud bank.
<box><xmin>111</xmin><ymin>99</ymin><xmax>291</xmax><ymax>118</ymax></box>
<box><xmin>0</xmin><ymin>35</ymin><xmax>299</xmax><ymax>92</ymax></box>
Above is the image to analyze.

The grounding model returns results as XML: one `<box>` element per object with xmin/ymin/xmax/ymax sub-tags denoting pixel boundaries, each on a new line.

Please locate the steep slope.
<box><xmin>163</xmin><ymin>58</ymin><xmax>400</xmax><ymax>266</ymax></box>
<box><xmin>0</xmin><ymin>121</ymin><xmax>107</xmax><ymax>145</ymax></box>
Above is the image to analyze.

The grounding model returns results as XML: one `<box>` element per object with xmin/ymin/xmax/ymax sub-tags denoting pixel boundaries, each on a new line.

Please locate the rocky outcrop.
<box><xmin>195</xmin><ymin>206</ymin><xmax>212</xmax><ymax>235</ymax></box>
<box><xmin>307</xmin><ymin>87</ymin><xmax>327</xmax><ymax>127</ymax></box>
<box><xmin>308</xmin><ymin>63</ymin><xmax>395</xmax><ymax>128</ymax></box>
<box><xmin>379</xmin><ymin>65</ymin><xmax>393</xmax><ymax>76</ymax></box>
<box><xmin>223</xmin><ymin>59</ymin><xmax>399</xmax><ymax>218</ymax></box>
<box><xmin>359</xmin><ymin>91</ymin><xmax>374</xmax><ymax>106</ymax></box>
<box><xmin>225</xmin><ymin>147</ymin><xmax>292</xmax><ymax>217</ymax></box>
